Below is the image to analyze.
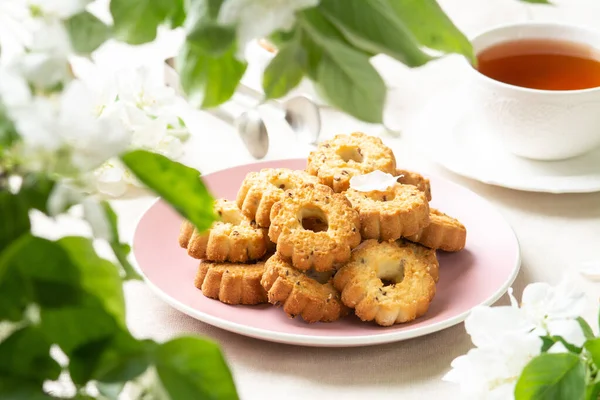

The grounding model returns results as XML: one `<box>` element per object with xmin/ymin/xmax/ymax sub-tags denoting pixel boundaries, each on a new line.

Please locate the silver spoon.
<box><xmin>234</xmin><ymin>109</ymin><xmax>269</xmax><ymax>159</ymax></box>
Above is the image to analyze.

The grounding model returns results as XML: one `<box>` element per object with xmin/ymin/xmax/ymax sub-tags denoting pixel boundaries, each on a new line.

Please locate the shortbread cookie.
<box><xmin>179</xmin><ymin>199</ymin><xmax>268</xmax><ymax>262</ymax></box>
<box><xmin>396</xmin><ymin>169</ymin><xmax>432</xmax><ymax>201</ymax></box>
<box><xmin>307</xmin><ymin>132</ymin><xmax>396</xmax><ymax>192</ymax></box>
<box><xmin>345</xmin><ymin>183</ymin><xmax>430</xmax><ymax>240</ymax></box>
<box><xmin>405</xmin><ymin>209</ymin><xmax>466</xmax><ymax>252</ymax></box>
<box><xmin>260</xmin><ymin>253</ymin><xmax>348</xmax><ymax>323</ymax></box>
<box><xmin>195</xmin><ymin>260</ymin><xmax>268</xmax><ymax>305</ymax></box>
<box><xmin>333</xmin><ymin>240</ymin><xmax>438</xmax><ymax>326</ymax></box>
<box><xmin>269</xmin><ymin>183</ymin><xmax>361</xmax><ymax>272</ymax></box>
<box><xmin>236</xmin><ymin>168</ymin><xmax>319</xmax><ymax>227</ymax></box>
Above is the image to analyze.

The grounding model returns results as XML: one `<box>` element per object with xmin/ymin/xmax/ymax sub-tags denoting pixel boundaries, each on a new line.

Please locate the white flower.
<box><xmin>93</xmin><ymin>161</ymin><xmax>129</xmax><ymax>198</ymax></box>
<box><xmin>0</xmin><ymin>0</ymin><xmax>35</xmax><ymax>62</ymax></box>
<box><xmin>82</xmin><ymin>197</ymin><xmax>112</xmax><ymax>241</ymax></box>
<box><xmin>464</xmin><ymin>305</ymin><xmax>534</xmax><ymax>349</ymax></box>
<box><xmin>518</xmin><ymin>278</ymin><xmax>586</xmax><ymax>324</ymax></box>
<box><xmin>443</xmin><ymin>332</ymin><xmax>542</xmax><ymax>400</ymax></box>
<box><xmin>28</xmin><ymin>0</ymin><xmax>90</xmax><ymax>19</ymax></box>
<box><xmin>18</xmin><ymin>19</ymin><xmax>72</xmax><ymax>89</ymax></box>
<box><xmin>444</xmin><ymin>279</ymin><xmax>589</xmax><ymax>398</ymax></box>
<box><xmin>218</xmin><ymin>0</ymin><xmax>319</xmax><ymax>58</ymax></box>
<box><xmin>47</xmin><ymin>183</ymin><xmax>83</xmax><ymax>216</ymax></box>
<box><xmin>58</xmin><ymin>80</ymin><xmax>131</xmax><ymax>171</ymax></box>
<box><xmin>349</xmin><ymin>170</ymin><xmax>402</xmax><ymax>192</ymax></box>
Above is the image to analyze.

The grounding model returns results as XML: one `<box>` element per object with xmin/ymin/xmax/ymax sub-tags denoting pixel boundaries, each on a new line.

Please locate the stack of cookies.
<box><xmin>179</xmin><ymin>132</ymin><xmax>467</xmax><ymax>326</ymax></box>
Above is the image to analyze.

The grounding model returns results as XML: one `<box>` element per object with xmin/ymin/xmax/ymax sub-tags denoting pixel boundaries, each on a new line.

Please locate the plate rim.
<box><xmin>131</xmin><ymin>158</ymin><xmax>522</xmax><ymax>347</ymax></box>
<box><xmin>411</xmin><ymin>88</ymin><xmax>600</xmax><ymax>194</ymax></box>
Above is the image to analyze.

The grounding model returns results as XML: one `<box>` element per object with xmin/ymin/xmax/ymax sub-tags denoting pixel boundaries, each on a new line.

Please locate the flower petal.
<box><xmin>547</xmin><ymin>319</ymin><xmax>586</xmax><ymax>348</ymax></box>
<box><xmin>465</xmin><ymin>306</ymin><xmax>533</xmax><ymax>348</ymax></box>
<box><xmin>349</xmin><ymin>170</ymin><xmax>402</xmax><ymax>192</ymax></box>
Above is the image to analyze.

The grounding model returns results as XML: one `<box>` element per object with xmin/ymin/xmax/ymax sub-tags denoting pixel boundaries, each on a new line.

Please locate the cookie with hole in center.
<box><xmin>260</xmin><ymin>253</ymin><xmax>348</xmax><ymax>323</ymax></box>
<box><xmin>179</xmin><ymin>199</ymin><xmax>268</xmax><ymax>262</ymax></box>
<box><xmin>396</xmin><ymin>169</ymin><xmax>432</xmax><ymax>201</ymax></box>
<box><xmin>405</xmin><ymin>208</ymin><xmax>466</xmax><ymax>252</ymax></box>
<box><xmin>236</xmin><ymin>168</ymin><xmax>319</xmax><ymax>227</ymax></box>
<box><xmin>307</xmin><ymin>132</ymin><xmax>396</xmax><ymax>193</ymax></box>
<box><xmin>333</xmin><ymin>240</ymin><xmax>438</xmax><ymax>326</ymax></box>
<box><xmin>269</xmin><ymin>183</ymin><xmax>361</xmax><ymax>272</ymax></box>
<box><xmin>344</xmin><ymin>183</ymin><xmax>429</xmax><ymax>241</ymax></box>
<box><xmin>195</xmin><ymin>259</ymin><xmax>268</xmax><ymax>305</ymax></box>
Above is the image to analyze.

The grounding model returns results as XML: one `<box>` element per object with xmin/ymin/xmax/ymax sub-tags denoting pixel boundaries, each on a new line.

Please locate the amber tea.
<box><xmin>476</xmin><ymin>38</ymin><xmax>600</xmax><ymax>91</ymax></box>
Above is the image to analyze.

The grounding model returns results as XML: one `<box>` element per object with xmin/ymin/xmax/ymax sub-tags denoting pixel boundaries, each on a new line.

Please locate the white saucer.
<box><xmin>411</xmin><ymin>88</ymin><xmax>600</xmax><ymax>193</ymax></box>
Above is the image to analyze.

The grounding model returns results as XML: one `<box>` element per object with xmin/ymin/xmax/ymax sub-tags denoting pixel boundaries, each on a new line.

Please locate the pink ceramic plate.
<box><xmin>132</xmin><ymin>159</ymin><xmax>520</xmax><ymax>347</ymax></box>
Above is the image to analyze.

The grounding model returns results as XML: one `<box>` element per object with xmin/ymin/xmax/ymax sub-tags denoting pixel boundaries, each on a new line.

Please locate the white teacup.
<box><xmin>465</xmin><ymin>22</ymin><xmax>600</xmax><ymax>161</ymax></box>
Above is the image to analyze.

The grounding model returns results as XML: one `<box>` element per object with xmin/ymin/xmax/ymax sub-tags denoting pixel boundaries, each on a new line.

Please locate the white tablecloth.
<box><xmin>39</xmin><ymin>1</ymin><xmax>600</xmax><ymax>398</ymax></box>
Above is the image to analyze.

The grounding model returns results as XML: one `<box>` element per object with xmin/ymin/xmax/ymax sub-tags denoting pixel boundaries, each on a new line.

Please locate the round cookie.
<box><xmin>405</xmin><ymin>208</ymin><xmax>466</xmax><ymax>252</ymax></box>
<box><xmin>179</xmin><ymin>199</ymin><xmax>268</xmax><ymax>262</ymax></box>
<box><xmin>345</xmin><ymin>183</ymin><xmax>430</xmax><ymax>241</ymax></box>
<box><xmin>307</xmin><ymin>132</ymin><xmax>396</xmax><ymax>192</ymax></box>
<box><xmin>195</xmin><ymin>260</ymin><xmax>268</xmax><ymax>305</ymax></box>
<box><xmin>260</xmin><ymin>253</ymin><xmax>348</xmax><ymax>323</ymax></box>
<box><xmin>269</xmin><ymin>183</ymin><xmax>361</xmax><ymax>272</ymax></box>
<box><xmin>333</xmin><ymin>240</ymin><xmax>438</xmax><ymax>326</ymax></box>
<box><xmin>236</xmin><ymin>168</ymin><xmax>319</xmax><ymax>227</ymax></box>
<box><xmin>396</xmin><ymin>169</ymin><xmax>432</xmax><ymax>201</ymax></box>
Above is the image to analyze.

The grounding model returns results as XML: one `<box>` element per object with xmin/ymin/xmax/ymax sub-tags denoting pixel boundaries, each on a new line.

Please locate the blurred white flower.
<box><xmin>218</xmin><ymin>0</ymin><xmax>319</xmax><ymax>58</ymax></box>
<box><xmin>28</xmin><ymin>0</ymin><xmax>90</xmax><ymax>19</ymax></box>
<box><xmin>59</xmin><ymin>80</ymin><xmax>131</xmax><ymax>171</ymax></box>
<box><xmin>93</xmin><ymin>161</ymin><xmax>129</xmax><ymax>198</ymax></box>
<box><xmin>443</xmin><ymin>332</ymin><xmax>542</xmax><ymax>400</ymax></box>
<box><xmin>18</xmin><ymin>19</ymin><xmax>72</xmax><ymax>89</ymax></box>
<box><xmin>70</xmin><ymin>53</ymin><xmax>190</xmax><ymax>197</ymax></box>
<box><xmin>0</xmin><ymin>1</ymin><xmax>35</xmax><ymax>62</ymax></box>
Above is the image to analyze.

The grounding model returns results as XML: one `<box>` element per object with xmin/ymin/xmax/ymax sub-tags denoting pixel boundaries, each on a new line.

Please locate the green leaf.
<box><xmin>188</xmin><ymin>23</ymin><xmax>235</xmax><ymax>56</ymax></box>
<box><xmin>101</xmin><ymin>201</ymin><xmax>141</xmax><ymax>280</ymax></box>
<box><xmin>70</xmin><ymin>331</ymin><xmax>153</xmax><ymax>384</ymax></box>
<box><xmin>316</xmin><ymin>39</ymin><xmax>386</xmax><ymax>123</ymax></box>
<box><xmin>0</xmin><ymin>105</ymin><xmax>18</xmax><ymax>150</ymax></box>
<box><xmin>586</xmin><ymin>381</ymin><xmax>600</xmax><ymax>400</ymax></box>
<box><xmin>65</xmin><ymin>11</ymin><xmax>112</xmax><ymax>54</ymax></box>
<box><xmin>110</xmin><ymin>0</ymin><xmax>177</xmax><ymax>44</ymax></box>
<box><xmin>97</xmin><ymin>382</ymin><xmax>126</xmax><ymax>400</ymax></box>
<box><xmin>584</xmin><ymin>338</ymin><xmax>600</xmax><ymax>369</ymax></box>
<box><xmin>0</xmin><ymin>377</ymin><xmax>51</xmax><ymax>400</ymax></box>
<box><xmin>121</xmin><ymin>150</ymin><xmax>216</xmax><ymax>233</ymax></box>
<box><xmin>577</xmin><ymin>317</ymin><xmax>595</xmax><ymax>340</ymax></box>
<box><xmin>0</xmin><ymin>262</ymin><xmax>31</xmax><ymax>321</ymax></box>
<box><xmin>297</xmin><ymin>7</ymin><xmax>369</xmax><ymax>79</ymax></box>
<box><xmin>3</xmin><ymin>235</ymin><xmax>84</xmax><ymax>309</ymax></box>
<box><xmin>19</xmin><ymin>174</ymin><xmax>55</xmax><ymax>214</ymax></box>
<box><xmin>263</xmin><ymin>38</ymin><xmax>306</xmax><ymax>99</ymax></box>
<box><xmin>0</xmin><ymin>326</ymin><xmax>61</xmax><ymax>383</ymax></box>
<box><xmin>169</xmin><ymin>0</ymin><xmax>186</xmax><ymax>28</ymax></box>
<box><xmin>515</xmin><ymin>353</ymin><xmax>586</xmax><ymax>400</ymax></box>
<box><xmin>540</xmin><ymin>335</ymin><xmax>582</xmax><ymax>354</ymax></box>
<box><xmin>177</xmin><ymin>41</ymin><xmax>247</xmax><ymax>108</ymax></box>
<box><xmin>155</xmin><ymin>337</ymin><xmax>238</xmax><ymax>400</ymax></box>
<box><xmin>0</xmin><ymin>191</ymin><xmax>31</xmax><ymax>253</ymax></box>
<box><xmin>41</xmin><ymin>305</ymin><xmax>118</xmax><ymax>354</ymax></box>
<box><xmin>318</xmin><ymin>0</ymin><xmax>431</xmax><ymax>67</ymax></box>
<box><xmin>384</xmin><ymin>0</ymin><xmax>474</xmax><ymax>63</ymax></box>
<box><xmin>58</xmin><ymin>237</ymin><xmax>126</xmax><ymax>326</ymax></box>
